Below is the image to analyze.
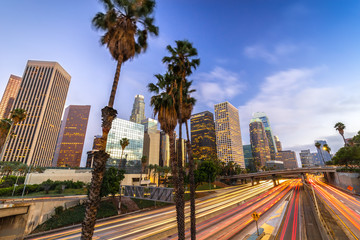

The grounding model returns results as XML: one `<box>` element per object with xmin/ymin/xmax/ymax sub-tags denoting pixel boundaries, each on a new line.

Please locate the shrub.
<box><xmin>55</xmin><ymin>206</ymin><xmax>64</xmax><ymax>215</ymax></box>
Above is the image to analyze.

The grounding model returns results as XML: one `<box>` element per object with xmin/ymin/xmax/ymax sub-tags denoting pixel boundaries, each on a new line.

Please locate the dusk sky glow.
<box><xmin>1</xmin><ymin>1</ymin><xmax>360</xmax><ymax>166</ymax></box>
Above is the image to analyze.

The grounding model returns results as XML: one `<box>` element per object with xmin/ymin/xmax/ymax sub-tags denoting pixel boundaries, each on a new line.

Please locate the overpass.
<box><xmin>219</xmin><ymin>167</ymin><xmax>336</xmax><ymax>186</ymax></box>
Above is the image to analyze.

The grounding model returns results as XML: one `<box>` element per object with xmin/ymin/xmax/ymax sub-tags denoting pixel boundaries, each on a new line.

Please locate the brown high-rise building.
<box><xmin>86</xmin><ymin>135</ymin><xmax>102</xmax><ymax>168</ymax></box>
<box><xmin>214</xmin><ymin>102</ymin><xmax>245</xmax><ymax>167</ymax></box>
<box><xmin>53</xmin><ymin>105</ymin><xmax>91</xmax><ymax>167</ymax></box>
<box><xmin>276</xmin><ymin>150</ymin><xmax>298</xmax><ymax>169</ymax></box>
<box><xmin>0</xmin><ymin>75</ymin><xmax>22</xmax><ymax>119</ymax></box>
<box><xmin>190</xmin><ymin>111</ymin><xmax>217</xmax><ymax>161</ymax></box>
<box><xmin>2</xmin><ymin>61</ymin><xmax>71</xmax><ymax>166</ymax></box>
<box><xmin>249</xmin><ymin>118</ymin><xmax>271</xmax><ymax>168</ymax></box>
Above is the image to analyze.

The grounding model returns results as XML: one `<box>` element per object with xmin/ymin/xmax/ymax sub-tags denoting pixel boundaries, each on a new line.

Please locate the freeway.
<box><xmin>28</xmin><ymin>180</ymin><xmax>276</xmax><ymax>240</ymax></box>
<box><xmin>167</xmin><ymin>179</ymin><xmax>299</xmax><ymax>240</ymax></box>
<box><xmin>309</xmin><ymin>177</ymin><xmax>360</xmax><ymax>240</ymax></box>
<box><xmin>274</xmin><ymin>180</ymin><xmax>301</xmax><ymax>240</ymax></box>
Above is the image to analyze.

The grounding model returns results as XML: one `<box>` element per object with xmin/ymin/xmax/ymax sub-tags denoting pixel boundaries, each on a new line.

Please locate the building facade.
<box><xmin>275</xmin><ymin>150</ymin><xmax>298</xmax><ymax>169</ymax></box>
<box><xmin>159</xmin><ymin>131</ymin><xmax>170</xmax><ymax>167</ymax></box>
<box><xmin>143</xmin><ymin>130</ymin><xmax>160</xmax><ymax>166</ymax></box>
<box><xmin>53</xmin><ymin>105</ymin><xmax>91</xmax><ymax>167</ymax></box>
<box><xmin>106</xmin><ymin>118</ymin><xmax>144</xmax><ymax>161</ymax></box>
<box><xmin>311</xmin><ymin>153</ymin><xmax>322</xmax><ymax>166</ymax></box>
<box><xmin>253</xmin><ymin>112</ymin><xmax>277</xmax><ymax>160</ymax></box>
<box><xmin>86</xmin><ymin>135</ymin><xmax>102</xmax><ymax>168</ymax></box>
<box><xmin>243</xmin><ymin>144</ymin><xmax>255</xmax><ymax>171</ymax></box>
<box><xmin>190</xmin><ymin>111</ymin><xmax>217</xmax><ymax>161</ymax></box>
<box><xmin>265</xmin><ymin>160</ymin><xmax>284</xmax><ymax>170</ymax></box>
<box><xmin>214</xmin><ymin>102</ymin><xmax>245</xmax><ymax>167</ymax></box>
<box><xmin>274</xmin><ymin>135</ymin><xmax>282</xmax><ymax>152</ymax></box>
<box><xmin>300</xmin><ymin>149</ymin><xmax>314</xmax><ymax>167</ymax></box>
<box><xmin>0</xmin><ymin>75</ymin><xmax>22</xmax><ymax>119</ymax></box>
<box><xmin>130</xmin><ymin>94</ymin><xmax>145</xmax><ymax>124</ymax></box>
<box><xmin>141</xmin><ymin>118</ymin><xmax>158</xmax><ymax>133</ymax></box>
<box><xmin>249</xmin><ymin>118</ymin><xmax>271</xmax><ymax>168</ymax></box>
<box><xmin>2</xmin><ymin>61</ymin><xmax>71</xmax><ymax>166</ymax></box>
<box><xmin>315</xmin><ymin>140</ymin><xmax>332</xmax><ymax>165</ymax></box>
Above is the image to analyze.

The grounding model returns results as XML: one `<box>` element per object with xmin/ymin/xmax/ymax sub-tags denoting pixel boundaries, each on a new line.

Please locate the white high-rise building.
<box><xmin>214</xmin><ymin>101</ymin><xmax>245</xmax><ymax>167</ymax></box>
<box><xmin>2</xmin><ymin>61</ymin><xmax>71</xmax><ymax>167</ymax></box>
<box><xmin>130</xmin><ymin>95</ymin><xmax>145</xmax><ymax>124</ymax></box>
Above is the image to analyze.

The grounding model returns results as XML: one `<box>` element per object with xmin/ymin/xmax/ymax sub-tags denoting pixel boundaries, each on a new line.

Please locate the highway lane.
<box><xmin>274</xmin><ymin>180</ymin><xmax>301</xmax><ymax>240</ymax></box>
<box><xmin>166</xmin><ymin>179</ymin><xmax>297</xmax><ymax>240</ymax></box>
<box><xmin>309</xmin><ymin>177</ymin><xmax>360</xmax><ymax>240</ymax></box>
<box><xmin>28</xmin><ymin>180</ymin><xmax>275</xmax><ymax>240</ymax></box>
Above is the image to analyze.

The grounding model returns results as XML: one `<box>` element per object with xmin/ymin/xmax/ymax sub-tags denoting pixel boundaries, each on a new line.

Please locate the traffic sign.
<box><xmin>347</xmin><ymin>185</ymin><xmax>353</xmax><ymax>191</ymax></box>
<box><xmin>252</xmin><ymin>212</ymin><xmax>260</xmax><ymax>221</ymax></box>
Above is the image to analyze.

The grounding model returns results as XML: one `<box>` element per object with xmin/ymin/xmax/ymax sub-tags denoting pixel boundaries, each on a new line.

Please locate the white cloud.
<box><xmin>194</xmin><ymin>67</ymin><xmax>245</xmax><ymax>108</ymax></box>
<box><xmin>244</xmin><ymin>43</ymin><xmax>298</xmax><ymax>63</ymax></box>
<box><xmin>239</xmin><ymin>67</ymin><xmax>360</xmax><ymax>155</ymax></box>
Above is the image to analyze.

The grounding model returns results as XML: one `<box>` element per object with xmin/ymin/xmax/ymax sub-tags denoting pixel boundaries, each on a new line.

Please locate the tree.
<box><xmin>119</xmin><ymin>138</ymin><xmax>130</xmax><ymax>160</ymax></box>
<box><xmin>84</xmin><ymin>0</ymin><xmax>158</xmax><ymax>237</ymax></box>
<box><xmin>334</xmin><ymin>122</ymin><xmax>347</xmax><ymax>146</ymax></box>
<box><xmin>0</xmin><ymin>119</ymin><xmax>11</xmax><ymax>151</ymax></box>
<box><xmin>162</xmin><ymin>40</ymin><xmax>200</xmax><ymax>239</ymax></box>
<box><xmin>140</xmin><ymin>155</ymin><xmax>147</xmax><ymax>185</ymax></box>
<box><xmin>194</xmin><ymin>160</ymin><xmax>218</xmax><ymax>189</ymax></box>
<box><xmin>0</xmin><ymin>109</ymin><xmax>27</xmax><ymax>160</ymax></box>
<box><xmin>315</xmin><ymin>141</ymin><xmax>326</xmax><ymax>165</ymax></box>
<box><xmin>152</xmin><ymin>164</ymin><xmax>158</xmax><ymax>186</ymax></box>
<box><xmin>100</xmin><ymin>167</ymin><xmax>125</xmax><ymax>198</ymax></box>
<box><xmin>148</xmin><ymin>72</ymin><xmax>179</xmax><ymax>232</ymax></box>
<box><xmin>148</xmin><ymin>164</ymin><xmax>154</xmax><ymax>181</ymax></box>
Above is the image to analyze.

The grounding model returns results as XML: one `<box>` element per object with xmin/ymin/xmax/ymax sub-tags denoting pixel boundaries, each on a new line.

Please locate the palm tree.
<box><xmin>83</xmin><ymin>1</ymin><xmax>158</xmax><ymax>238</ymax></box>
<box><xmin>148</xmin><ymin>164</ymin><xmax>154</xmax><ymax>181</ymax></box>
<box><xmin>0</xmin><ymin>109</ymin><xmax>27</xmax><ymax>161</ymax></box>
<box><xmin>163</xmin><ymin>40</ymin><xmax>200</xmax><ymax>239</ymax></box>
<box><xmin>334</xmin><ymin>122</ymin><xmax>347</xmax><ymax>146</ymax></box>
<box><xmin>140</xmin><ymin>155</ymin><xmax>147</xmax><ymax>185</ymax></box>
<box><xmin>315</xmin><ymin>142</ymin><xmax>326</xmax><ymax>165</ymax></box>
<box><xmin>148</xmin><ymin>72</ymin><xmax>179</xmax><ymax>230</ymax></box>
<box><xmin>0</xmin><ymin>119</ymin><xmax>12</xmax><ymax>151</ymax></box>
<box><xmin>119</xmin><ymin>138</ymin><xmax>130</xmax><ymax>162</ymax></box>
<box><xmin>153</xmin><ymin>164</ymin><xmax>158</xmax><ymax>186</ymax></box>
<box><xmin>163</xmin><ymin>166</ymin><xmax>171</xmax><ymax>187</ymax></box>
<box><xmin>180</xmin><ymin>81</ymin><xmax>197</xmax><ymax>239</ymax></box>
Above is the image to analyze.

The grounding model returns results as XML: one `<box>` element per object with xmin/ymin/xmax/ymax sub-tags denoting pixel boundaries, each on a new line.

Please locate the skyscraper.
<box><xmin>315</xmin><ymin>140</ymin><xmax>332</xmax><ymax>165</ymax></box>
<box><xmin>243</xmin><ymin>144</ymin><xmax>255</xmax><ymax>171</ymax></box>
<box><xmin>190</xmin><ymin>111</ymin><xmax>217</xmax><ymax>161</ymax></box>
<box><xmin>214</xmin><ymin>101</ymin><xmax>245</xmax><ymax>167</ymax></box>
<box><xmin>253</xmin><ymin>112</ymin><xmax>277</xmax><ymax>160</ymax></box>
<box><xmin>249</xmin><ymin>118</ymin><xmax>271</xmax><ymax>168</ymax></box>
<box><xmin>274</xmin><ymin>135</ymin><xmax>282</xmax><ymax>152</ymax></box>
<box><xmin>141</xmin><ymin>118</ymin><xmax>158</xmax><ymax>133</ymax></box>
<box><xmin>106</xmin><ymin>118</ymin><xmax>144</xmax><ymax>172</ymax></box>
<box><xmin>300</xmin><ymin>149</ymin><xmax>314</xmax><ymax>167</ymax></box>
<box><xmin>130</xmin><ymin>94</ymin><xmax>145</xmax><ymax>124</ymax></box>
<box><xmin>2</xmin><ymin>61</ymin><xmax>71</xmax><ymax>166</ymax></box>
<box><xmin>275</xmin><ymin>150</ymin><xmax>298</xmax><ymax>169</ymax></box>
<box><xmin>0</xmin><ymin>75</ymin><xmax>22</xmax><ymax>119</ymax></box>
<box><xmin>86</xmin><ymin>135</ymin><xmax>102</xmax><ymax>168</ymax></box>
<box><xmin>53</xmin><ymin>105</ymin><xmax>91</xmax><ymax>167</ymax></box>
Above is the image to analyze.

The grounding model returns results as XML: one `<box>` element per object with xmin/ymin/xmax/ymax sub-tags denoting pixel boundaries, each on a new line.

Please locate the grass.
<box><xmin>33</xmin><ymin>200</ymin><xmax>117</xmax><ymax>233</ymax></box>
<box><xmin>196</xmin><ymin>183</ymin><xmax>222</xmax><ymax>191</ymax></box>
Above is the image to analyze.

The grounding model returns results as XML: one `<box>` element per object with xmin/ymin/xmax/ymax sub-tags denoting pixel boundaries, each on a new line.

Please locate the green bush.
<box><xmin>0</xmin><ymin>175</ymin><xmax>26</xmax><ymax>188</ymax></box>
<box><xmin>54</xmin><ymin>206</ymin><xmax>64</xmax><ymax>215</ymax></box>
<box><xmin>0</xmin><ymin>184</ymin><xmax>40</xmax><ymax>197</ymax></box>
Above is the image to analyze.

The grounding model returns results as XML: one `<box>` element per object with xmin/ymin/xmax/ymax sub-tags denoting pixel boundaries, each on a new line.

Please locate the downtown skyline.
<box><xmin>1</xmin><ymin>1</ymin><xmax>360</xmax><ymax>166</ymax></box>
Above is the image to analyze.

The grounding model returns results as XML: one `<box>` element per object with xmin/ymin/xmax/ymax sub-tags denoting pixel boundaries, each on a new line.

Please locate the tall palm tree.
<box><xmin>163</xmin><ymin>40</ymin><xmax>200</xmax><ymax>239</ymax></box>
<box><xmin>334</xmin><ymin>122</ymin><xmax>347</xmax><ymax>146</ymax></box>
<box><xmin>0</xmin><ymin>109</ymin><xmax>27</xmax><ymax>161</ymax></box>
<box><xmin>148</xmin><ymin>72</ymin><xmax>179</xmax><ymax>230</ymax></box>
<box><xmin>84</xmin><ymin>1</ymin><xmax>158</xmax><ymax>238</ymax></box>
<box><xmin>180</xmin><ymin>81</ymin><xmax>197</xmax><ymax>239</ymax></box>
<box><xmin>315</xmin><ymin>142</ymin><xmax>326</xmax><ymax>165</ymax></box>
<box><xmin>119</xmin><ymin>138</ymin><xmax>130</xmax><ymax>161</ymax></box>
<box><xmin>152</xmin><ymin>164</ymin><xmax>158</xmax><ymax>186</ymax></box>
<box><xmin>140</xmin><ymin>155</ymin><xmax>147</xmax><ymax>185</ymax></box>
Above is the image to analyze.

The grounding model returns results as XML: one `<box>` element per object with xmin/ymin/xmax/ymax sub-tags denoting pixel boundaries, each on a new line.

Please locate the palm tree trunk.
<box><xmin>176</xmin><ymin>79</ymin><xmax>185</xmax><ymax>240</ymax></box>
<box><xmin>0</xmin><ymin>122</ymin><xmax>14</xmax><ymax>161</ymax></box>
<box><xmin>185</xmin><ymin>120</ymin><xmax>196</xmax><ymax>239</ymax></box>
<box><xmin>341</xmin><ymin>133</ymin><xmax>347</xmax><ymax>147</ymax></box>
<box><xmin>108</xmin><ymin>58</ymin><xmax>123</xmax><ymax>108</ymax></box>
<box><xmin>81</xmin><ymin>89</ymin><xmax>118</xmax><ymax>238</ymax></box>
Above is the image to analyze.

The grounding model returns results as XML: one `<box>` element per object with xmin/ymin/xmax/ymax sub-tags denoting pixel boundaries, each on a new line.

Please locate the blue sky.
<box><xmin>1</xmin><ymin>0</ymin><xmax>360</xmax><ymax>166</ymax></box>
